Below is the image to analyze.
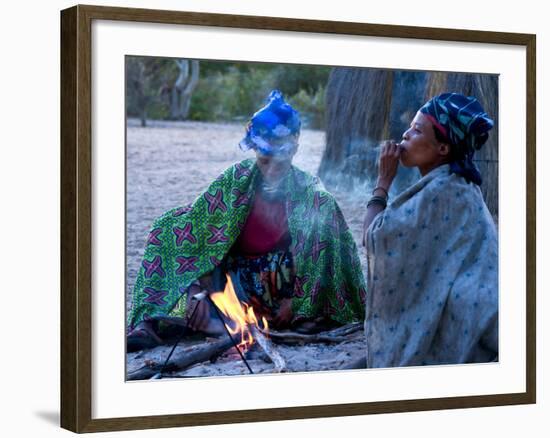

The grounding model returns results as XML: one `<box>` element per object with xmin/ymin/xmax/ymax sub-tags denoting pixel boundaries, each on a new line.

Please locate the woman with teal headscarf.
<box><xmin>127</xmin><ymin>90</ymin><xmax>366</xmax><ymax>351</ymax></box>
<box><xmin>362</xmin><ymin>93</ymin><xmax>498</xmax><ymax>367</ymax></box>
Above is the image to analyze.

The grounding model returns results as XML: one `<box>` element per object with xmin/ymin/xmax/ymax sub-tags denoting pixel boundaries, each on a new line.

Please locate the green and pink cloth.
<box><xmin>128</xmin><ymin>159</ymin><xmax>366</xmax><ymax>329</ymax></box>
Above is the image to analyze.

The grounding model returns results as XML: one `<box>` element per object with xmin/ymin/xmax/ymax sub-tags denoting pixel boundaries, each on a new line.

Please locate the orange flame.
<box><xmin>209</xmin><ymin>274</ymin><xmax>268</xmax><ymax>349</ymax></box>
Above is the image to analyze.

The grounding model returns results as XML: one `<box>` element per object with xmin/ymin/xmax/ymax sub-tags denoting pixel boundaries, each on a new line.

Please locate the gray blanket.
<box><xmin>365</xmin><ymin>164</ymin><xmax>498</xmax><ymax>367</ymax></box>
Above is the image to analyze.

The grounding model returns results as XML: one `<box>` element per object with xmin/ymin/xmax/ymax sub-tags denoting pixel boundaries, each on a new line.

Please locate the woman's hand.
<box><xmin>272</xmin><ymin>298</ymin><xmax>293</xmax><ymax>328</ymax></box>
<box><xmin>377</xmin><ymin>140</ymin><xmax>401</xmax><ymax>191</ymax></box>
<box><xmin>362</xmin><ymin>140</ymin><xmax>401</xmax><ymax>247</ymax></box>
<box><xmin>186</xmin><ymin>284</ymin><xmax>211</xmax><ymax>332</ymax></box>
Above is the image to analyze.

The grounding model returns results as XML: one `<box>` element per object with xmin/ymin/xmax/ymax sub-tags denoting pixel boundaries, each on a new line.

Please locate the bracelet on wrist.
<box><xmin>367</xmin><ymin>195</ymin><xmax>387</xmax><ymax>209</ymax></box>
<box><xmin>372</xmin><ymin>186</ymin><xmax>389</xmax><ymax>199</ymax></box>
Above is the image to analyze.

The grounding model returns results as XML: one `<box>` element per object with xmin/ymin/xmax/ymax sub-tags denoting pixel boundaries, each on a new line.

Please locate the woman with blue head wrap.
<box><xmin>240</xmin><ymin>90</ymin><xmax>301</xmax><ymax>157</ymax></box>
<box><xmin>127</xmin><ymin>90</ymin><xmax>366</xmax><ymax>352</ymax></box>
<box><xmin>238</xmin><ymin>90</ymin><xmax>302</xmax><ymax>197</ymax></box>
<box><xmin>361</xmin><ymin>93</ymin><xmax>498</xmax><ymax>367</ymax></box>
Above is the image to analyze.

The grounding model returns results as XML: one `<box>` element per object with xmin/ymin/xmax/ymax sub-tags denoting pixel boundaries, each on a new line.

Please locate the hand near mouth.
<box><xmin>376</xmin><ymin>140</ymin><xmax>401</xmax><ymax>192</ymax></box>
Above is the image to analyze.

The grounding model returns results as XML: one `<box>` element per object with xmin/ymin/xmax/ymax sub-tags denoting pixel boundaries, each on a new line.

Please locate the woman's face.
<box><xmin>399</xmin><ymin>112</ymin><xmax>449</xmax><ymax>175</ymax></box>
<box><xmin>255</xmin><ymin>150</ymin><xmax>294</xmax><ymax>185</ymax></box>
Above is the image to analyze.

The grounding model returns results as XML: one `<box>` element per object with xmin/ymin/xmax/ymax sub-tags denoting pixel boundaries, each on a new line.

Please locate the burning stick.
<box><xmin>209</xmin><ymin>274</ymin><xmax>287</xmax><ymax>373</ymax></box>
<box><xmin>250</xmin><ymin>325</ymin><xmax>286</xmax><ymax>372</ymax></box>
<box><xmin>206</xmin><ymin>294</ymin><xmax>254</xmax><ymax>374</ymax></box>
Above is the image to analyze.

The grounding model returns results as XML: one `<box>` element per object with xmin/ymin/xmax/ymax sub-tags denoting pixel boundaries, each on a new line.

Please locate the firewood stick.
<box><xmin>127</xmin><ymin>337</ymin><xmax>234</xmax><ymax>381</ymax></box>
<box><xmin>250</xmin><ymin>325</ymin><xmax>286</xmax><ymax>372</ymax></box>
<box><xmin>265</xmin><ymin>322</ymin><xmax>364</xmax><ymax>345</ymax></box>
<box><xmin>321</xmin><ymin>322</ymin><xmax>363</xmax><ymax>337</ymax></box>
<box><xmin>266</xmin><ymin>331</ymin><xmax>354</xmax><ymax>345</ymax></box>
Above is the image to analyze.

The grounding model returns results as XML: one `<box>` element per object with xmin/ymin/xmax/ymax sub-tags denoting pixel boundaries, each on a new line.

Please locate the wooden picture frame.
<box><xmin>60</xmin><ymin>4</ymin><xmax>536</xmax><ymax>433</ymax></box>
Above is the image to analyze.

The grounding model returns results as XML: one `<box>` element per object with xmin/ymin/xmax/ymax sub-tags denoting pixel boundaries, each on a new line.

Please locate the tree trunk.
<box><xmin>319</xmin><ymin>68</ymin><xmax>424</xmax><ymax>194</ymax></box>
<box><xmin>170</xmin><ymin>86</ymin><xmax>179</xmax><ymax>120</ymax></box>
<box><xmin>126</xmin><ymin>57</ymin><xmax>154</xmax><ymax>128</ymax></box>
<box><xmin>170</xmin><ymin>60</ymin><xmax>189</xmax><ymax>119</ymax></box>
<box><xmin>140</xmin><ymin>106</ymin><xmax>147</xmax><ymax>127</ymax></box>
<box><xmin>171</xmin><ymin>59</ymin><xmax>200</xmax><ymax>120</ymax></box>
<box><xmin>179</xmin><ymin>60</ymin><xmax>200</xmax><ymax>120</ymax></box>
<box><xmin>319</xmin><ymin>68</ymin><xmax>392</xmax><ymax>188</ymax></box>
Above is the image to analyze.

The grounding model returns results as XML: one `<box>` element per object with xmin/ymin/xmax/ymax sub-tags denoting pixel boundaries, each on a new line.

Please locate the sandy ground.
<box><xmin>126</xmin><ymin>118</ymin><xmax>370</xmax><ymax>378</ymax></box>
<box><xmin>126</xmin><ymin>326</ymin><xmax>366</xmax><ymax>379</ymax></box>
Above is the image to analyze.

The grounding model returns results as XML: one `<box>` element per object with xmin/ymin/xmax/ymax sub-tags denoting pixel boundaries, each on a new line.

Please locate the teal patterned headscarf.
<box><xmin>420</xmin><ymin>93</ymin><xmax>494</xmax><ymax>185</ymax></box>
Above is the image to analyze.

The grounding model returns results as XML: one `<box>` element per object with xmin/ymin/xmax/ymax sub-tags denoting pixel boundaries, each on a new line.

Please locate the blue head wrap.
<box><xmin>239</xmin><ymin>90</ymin><xmax>301</xmax><ymax>156</ymax></box>
<box><xmin>420</xmin><ymin>92</ymin><xmax>494</xmax><ymax>185</ymax></box>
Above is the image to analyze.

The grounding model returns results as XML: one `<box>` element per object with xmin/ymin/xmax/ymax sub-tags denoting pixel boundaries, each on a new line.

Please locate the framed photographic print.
<box><xmin>60</xmin><ymin>4</ymin><xmax>536</xmax><ymax>433</ymax></box>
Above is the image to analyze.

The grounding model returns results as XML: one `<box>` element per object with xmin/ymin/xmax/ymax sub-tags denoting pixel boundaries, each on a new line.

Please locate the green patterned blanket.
<box><xmin>128</xmin><ymin>159</ymin><xmax>366</xmax><ymax>328</ymax></box>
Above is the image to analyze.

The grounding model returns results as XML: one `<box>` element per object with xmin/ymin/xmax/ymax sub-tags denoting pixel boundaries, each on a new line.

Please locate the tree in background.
<box><xmin>126</xmin><ymin>57</ymin><xmax>330</xmax><ymax>130</ymax></box>
<box><xmin>127</xmin><ymin>57</ymin><xmax>200</xmax><ymax>125</ymax></box>
<box><xmin>126</xmin><ymin>57</ymin><xmax>163</xmax><ymax>127</ymax></box>
<box><xmin>169</xmin><ymin>60</ymin><xmax>200</xmax><ymax>120</ymax></box>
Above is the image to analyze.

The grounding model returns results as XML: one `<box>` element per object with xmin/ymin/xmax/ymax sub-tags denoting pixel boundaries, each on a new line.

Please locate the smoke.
<box><xmin>318</xmin><ymin>68</ymin><xmax>430</xmax><ymax>199</ymax></box>
<box><xmin>319</xmin><ymin>135</ymin><xmax>419</xmax><ymax>202</ymax></box>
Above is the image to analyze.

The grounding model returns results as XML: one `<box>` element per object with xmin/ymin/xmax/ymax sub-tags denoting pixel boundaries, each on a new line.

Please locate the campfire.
<box><xmin>209</xmin><ymin>274</ymin><xmax>286</xmax><ymax>372</ymax></box>
<box><xmin>209</xmin><ymin>274</ymin><xmax>269</xmax><ymax>351</ymax></box>
<box><xmin>127</xmin><ymin>274</ymin><xmax>365</xmax><ymax>380</ymax></box>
